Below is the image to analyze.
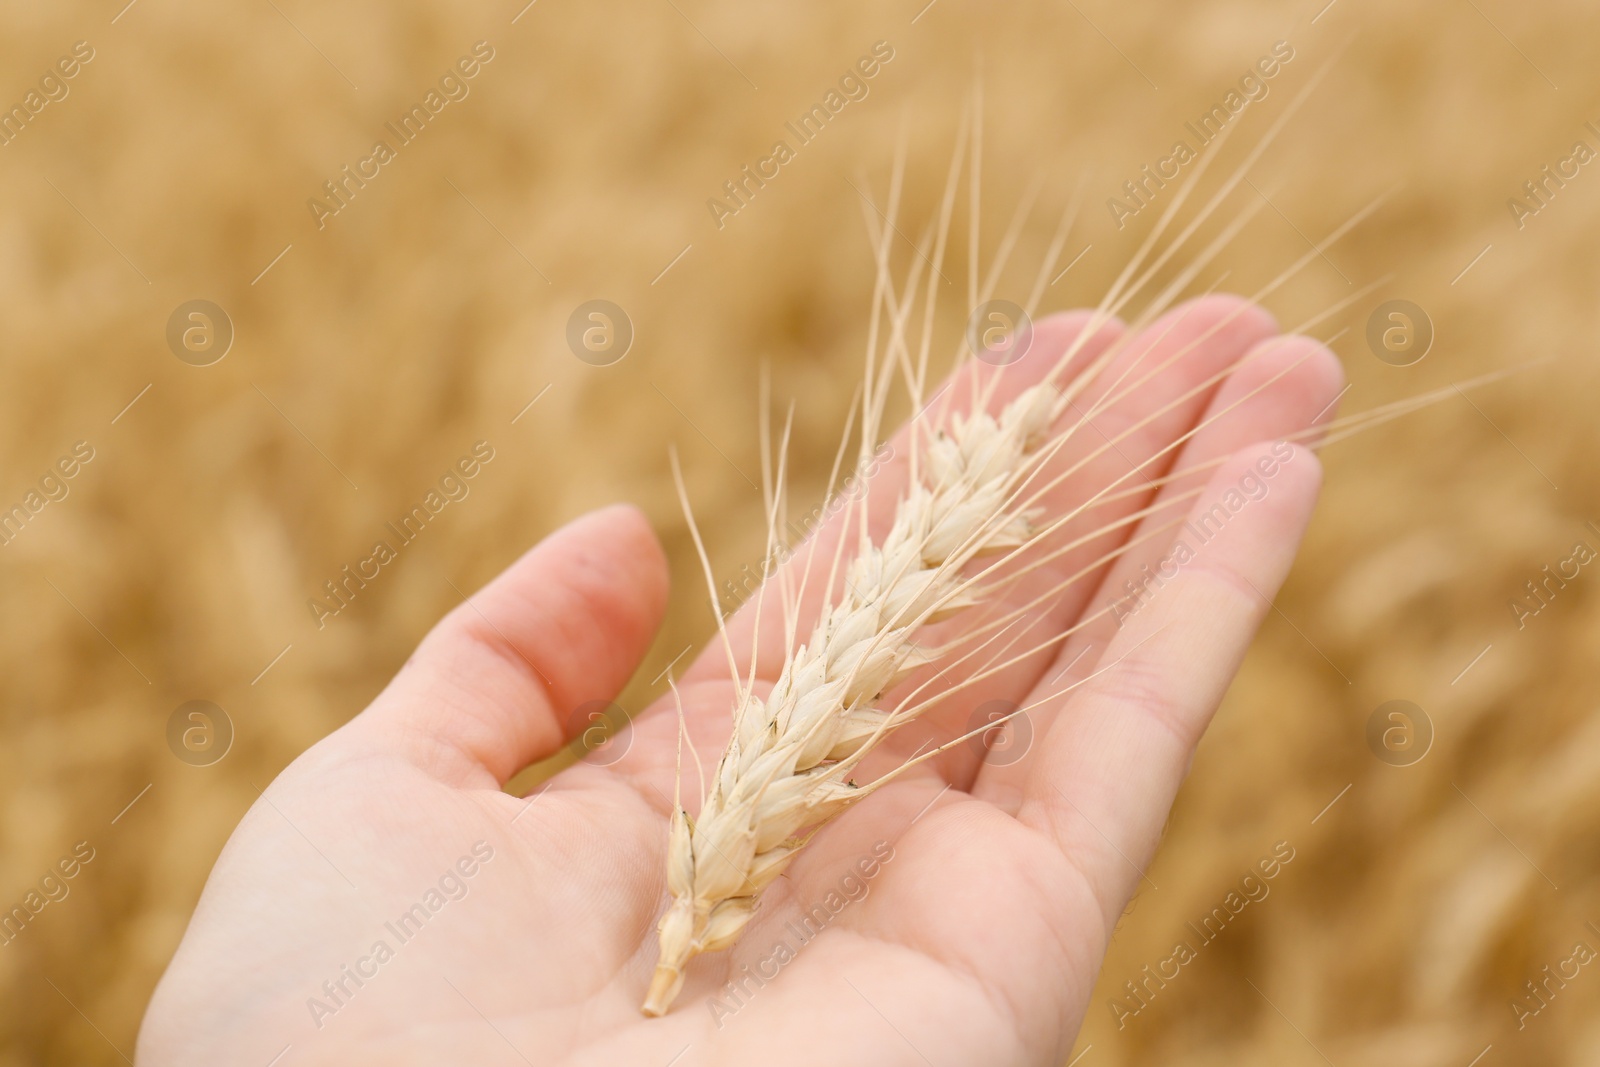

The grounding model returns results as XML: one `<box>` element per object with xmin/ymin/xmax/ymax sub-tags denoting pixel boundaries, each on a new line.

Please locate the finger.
<box><xmin>614</xmin><ymin>299</ymin><xmax>1279</xmax><ymax>812</ymax></box>
<box><xmin>976</xmin><ymin>334</ymin><xmax>1342</xmax><ymax>803</ymax></box>
<box><xmin>675</xmin><ymin>308</ymin><xmax>1123</xmax><ymax>688</ymax></box>
<box><xmin>351</xmin><ymin>504</ymin><xmax>669</xmax><ymax>787</ymax></box>
<box><xmin>664</xmin><ymin>299</ymin><xmax>1270</xmax><ymax>726</ymax></box>
<box><xmin>1014</xmin><ymin>440</ymin><xmax>1324</xmax><ymax>933</ymax></box>
<box><xmin>889</xmin><ymin>295</ymin><xmax>1278</xmax><ymax>787</ymax></box>
<box><xmin>609</xmin><ymin>311</ymin><xmax>1122</xmax><ymax>801</ymax></box>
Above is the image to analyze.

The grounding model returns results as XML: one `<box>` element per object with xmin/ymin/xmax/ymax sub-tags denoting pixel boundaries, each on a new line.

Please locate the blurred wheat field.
<box><xmin>2</xmin><ymin>0</ymin><xmax>1598</xmax><ymax>1063</ymax></box>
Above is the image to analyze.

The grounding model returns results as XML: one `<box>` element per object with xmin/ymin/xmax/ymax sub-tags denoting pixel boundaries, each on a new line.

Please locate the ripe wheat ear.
<box><xmin>639</xmin><ymin>69</ymin><xmax>1513</xmax><ymax>1015</ymax></box>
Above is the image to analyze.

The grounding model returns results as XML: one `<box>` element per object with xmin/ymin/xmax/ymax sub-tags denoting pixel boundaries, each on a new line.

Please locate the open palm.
<box><xmin>139</xmin><ymin>296</ymin><xmax>1340</xmax><ymax>1067</ymax></box>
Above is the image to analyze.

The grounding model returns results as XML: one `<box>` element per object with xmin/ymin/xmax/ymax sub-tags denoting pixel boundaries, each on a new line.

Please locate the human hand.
<box><xmin>138</xmin><ymin>295</ymin><xmax>1340</xmax><ymax>1066</ymax></box>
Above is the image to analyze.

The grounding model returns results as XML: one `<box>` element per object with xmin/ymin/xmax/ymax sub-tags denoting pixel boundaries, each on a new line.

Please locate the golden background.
<box><xmin>2</xmin><ymin>0</ymin><xmax>1597</xmax><ymax>1062</ymax></box>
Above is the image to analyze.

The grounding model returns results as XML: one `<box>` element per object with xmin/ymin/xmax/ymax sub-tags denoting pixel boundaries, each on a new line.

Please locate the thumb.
<box><xmin>352</xmin><ymin>503</ymin><xmax>670</xmax><ymax>787</ymax></box>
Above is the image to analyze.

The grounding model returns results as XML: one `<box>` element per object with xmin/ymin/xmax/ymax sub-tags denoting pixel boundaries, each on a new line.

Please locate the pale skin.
<box><xmin>138</xmin><ymin>296</ymin><xmax>1342</xmax><ymax>1066</ymax></box>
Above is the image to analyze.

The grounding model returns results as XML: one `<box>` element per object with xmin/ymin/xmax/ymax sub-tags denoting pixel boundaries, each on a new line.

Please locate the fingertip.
<box><xmin>1120</xmin><ymin>294</ymin><xmax>1280</xmax><ymax>390</ymax></box>
<box><xmin>976</xmin><ymin>308</ymin><xmax>1127</xmax><ymax>392</ymax></box>
<box><xmin>579</xmin><ymin>503</ymin><xmax>671</xmax><ymax>620</ymax></box>
<box><xmin>1242</xmin><ymin>333</ymin><xmax>1347</xmax><ymax>410</ymax></box>
<box><xmin>1034</xmin><ymin>308</ymin><xmax>1127</xmax><ymax>345</ymax></box>
<box><xmin>367</xmin><ymin>502</ymin><xmax>673</xmax><ymax>786</ymax></box>
<box><xmin>1171</xmin><ymin>293</ymin><xmax>1279</xmax><ymax>340</ymax></box>
<box><xmin>1207</xmin><ymin>440</ymin><xmax>1325</xmax><ymax>538</ymax></box>
<box><xmin>529</xmin><ymin>503</ymin><xmax>671</xmax><ymax>678</ymax></box>
<box><xmin>1281</xmin><ymin>439</ymin><xmax>1326</xmax><ymax>498</ymax></box>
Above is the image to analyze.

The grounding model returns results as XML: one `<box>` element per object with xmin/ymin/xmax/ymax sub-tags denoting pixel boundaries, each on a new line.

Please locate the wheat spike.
<box><xmin>644</xmin><ymin>108</ymin><xmax>1192</xmax><ymax>1013</ymax></box>
<box><xmin>644</xmin><ymin>370</ymin><xmax>1064</xmax><ymax>1013</ymax></box>
<box><xmin>640</xmin><ymin>54</ymin><xmax>1492</xmax><ymax>1014</ymax></box>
